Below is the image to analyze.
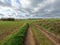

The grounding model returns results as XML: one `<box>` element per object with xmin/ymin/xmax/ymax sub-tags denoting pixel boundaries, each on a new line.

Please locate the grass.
<box><xmin>33</xmin><ymin>19</ymin><xmax>60</xmax><ymax>37</ymax></box>
<box><xmin>0</xmin><ymin>21</ymin><xmax>26</xmax><ymax>45</ymax></box>
<box><xmin>32</xmin><ymin>25</ymin><xmax>55</xmax><ymax>45</ymax></box>
<box><xmin>0</xmin><ymin>19</ymin><xmax>60</xmax><ymax>45</ymax></box>
<box><xmin>2</xmin><ymin>23</ymin><xmax>29</xmax><ymax>45</ymax></box>
<box><xmin>0</xmin><ymin>21</ymin><xmax>24</xmax><ymax>35</ymax></box>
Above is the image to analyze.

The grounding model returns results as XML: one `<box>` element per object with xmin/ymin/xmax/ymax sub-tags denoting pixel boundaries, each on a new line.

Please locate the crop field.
<box><xmin>0</xmin><ymin>19</ymin><xmax>60</xmax><ymax>45</ymax></box>
<box><xmin>0</xmin><ymin>20</ymin><xmax>27</xmax><ymax>45</ymax></box>
<box><xmin>33</xmin><ymin>19</ymin><xmax>60</xmax><ymax>37</ymax></box>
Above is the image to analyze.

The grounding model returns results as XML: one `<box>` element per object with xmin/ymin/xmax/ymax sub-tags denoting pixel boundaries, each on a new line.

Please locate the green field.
<box><xmin>33</xmin><ymin>19</ymin><xmax>60</xmax><ymax>37</ymax></box>
<box><xmin>0</xmin><ymin>19</ymin><xmax>60</xmax><ymax>45</ymax></box>
<box><xmin>0</xmin><ymin>21</ymin><xmax>28</xmax><ymax>45</ymax></box>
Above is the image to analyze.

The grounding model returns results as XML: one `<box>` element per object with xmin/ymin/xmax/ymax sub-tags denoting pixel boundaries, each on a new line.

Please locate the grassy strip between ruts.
<box><xmin>2</xmin><ymin>23</ymin><xmax>29</xmax><ymax>45</ymax></box>
<box><xmin>33</xmin><ymin>19</ymin><xmax>60</xmax><ymax>37</ymax></box>
<box><xmin>31</xmin><ymin>25</ymin><xmax>55</xmax><ymax>45</ymax></box>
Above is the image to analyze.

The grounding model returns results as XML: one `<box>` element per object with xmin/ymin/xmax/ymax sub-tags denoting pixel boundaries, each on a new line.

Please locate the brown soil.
<box><xmin>0</xmin><ymin>26</ymin><xmax>20</xmax><ymax>40</ymax></box>
<box><xmin>34</xmin><ymin>24</ymin><xmax>60</xmax><ymax>45</ymax></box>
<box><xmin>24</xmin><ymin>26</ymin><xmax>36</xmax><ymax>45</ymax></box>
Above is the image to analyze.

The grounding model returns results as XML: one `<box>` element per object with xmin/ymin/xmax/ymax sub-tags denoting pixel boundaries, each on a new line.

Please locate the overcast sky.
<box><xmin>0</xmin><ymin>0</ymin><xmax>60</xmax><ymax>19</ymax></box>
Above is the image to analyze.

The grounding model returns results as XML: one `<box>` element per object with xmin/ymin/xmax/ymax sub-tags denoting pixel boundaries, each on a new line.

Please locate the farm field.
<box><xmin>31</xmin><ymin>25</ymin><xmax>55</xmax><ymax>45</ymax></box>
<box><xmin>0</xmin><ymin>19</ymin><xmax>60</xmax><ymax>45</ymax></box>
<box><xmin>0</xmin><ymin>20</ymin><xmax>28</xmax><ymax>45</ymax></box>
<box><xmin>33</xmin><ymin>19</ymin><xmax>60</xmax><ymax>37</ymax></box>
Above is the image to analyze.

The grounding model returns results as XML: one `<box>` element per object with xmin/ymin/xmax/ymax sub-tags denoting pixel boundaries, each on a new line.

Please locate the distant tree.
<box><xmin>1</xmin><ymin>18</ymin><xmax>15</xmax><ymax>21</ymax></box>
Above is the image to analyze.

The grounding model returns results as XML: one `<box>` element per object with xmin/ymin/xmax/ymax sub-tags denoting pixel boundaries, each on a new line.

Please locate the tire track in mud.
<box><xmin>24</xmin><ymin>25</ymin><xmax>36</xmax><ymax>45</ymax></box>
<box><xmin>33</xmin><ymin>24</ymin><xmax>60</xmax><ymax>45</ymax></box>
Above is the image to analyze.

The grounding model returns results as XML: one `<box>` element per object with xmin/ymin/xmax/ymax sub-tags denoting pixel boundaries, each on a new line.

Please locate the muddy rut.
<box><xmin>24</xmin><ymin>26</ymin><xmax>36</xmax><ymax>45</ymax></box>
<box><xmin>34</xmin><ymin>24</ymin><xmax>60</xmax><ymax>45</ymax></box>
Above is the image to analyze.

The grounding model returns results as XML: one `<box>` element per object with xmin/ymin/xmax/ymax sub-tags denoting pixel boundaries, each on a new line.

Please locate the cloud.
<box><xmin>0</xmin><ymin>0</ymin><xmax>11</xmax><ymax>7</ymax></box>
<box><xmin>0</xmin><ymin>0</ymin><xmax>60</xmax><ymax>19</ymax></box>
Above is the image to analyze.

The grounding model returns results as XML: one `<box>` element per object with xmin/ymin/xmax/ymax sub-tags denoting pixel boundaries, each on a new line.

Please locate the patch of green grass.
<box><xmin>3</xmin><ymin>23</ymin><xmax>29</xmax><ymax>45</ymax></box>
<box><xmin>0</xmin><ymin>21</ymin><xmax>24</xmax><ymax>35</ymax></box>
<box><xmin>0</xmin><ymin>21</ymin><xmax>26</xmax><ymax>45</ymax></box>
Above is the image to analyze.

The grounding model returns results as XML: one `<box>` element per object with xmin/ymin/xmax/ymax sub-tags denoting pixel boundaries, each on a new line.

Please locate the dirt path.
<box><xmin>34</xmin><ymin>24</ymin><xmax>60</xmax><ymax>45</ymax></box>
<box><xmin>24</xmin><ymin>25</ymin><xmax>36</xmax><ymax>45</ymax></box>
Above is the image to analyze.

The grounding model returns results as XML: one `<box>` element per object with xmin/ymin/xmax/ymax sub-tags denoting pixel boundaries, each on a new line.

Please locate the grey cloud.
<box><xmin>0</xmin><ymin>0</ymin><xmax>60</xmax><ymax>18</ymax></box>
<box><xmin>29</xmin><ymin>0</ymin><xmax>60</xmax><ymax>18</ymax></box>
<box><xmin>30</xmin><ymin>0</ymin><xmax>44</xmax><ymax>7</ymax></box>
<box><xmin>0</xmin><ymin>13</ymin><xmax>4</xmax><ymax>16</ymax></box>
<box><xmin>19</xmin><ymin>0</ymin><xmax>54</xmax><ymax>17</ymax></box>
<box><xmin>0</xmin><ymin>0</ymin><xmax>11</xmax><ymax>7</ymax></box>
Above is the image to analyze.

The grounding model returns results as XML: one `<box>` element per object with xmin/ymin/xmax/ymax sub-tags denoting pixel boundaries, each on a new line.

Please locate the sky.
<box><xmin>0</xmin><ymin>0</ymin><xmax>60</xmax><ymax>19</ymax></box>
